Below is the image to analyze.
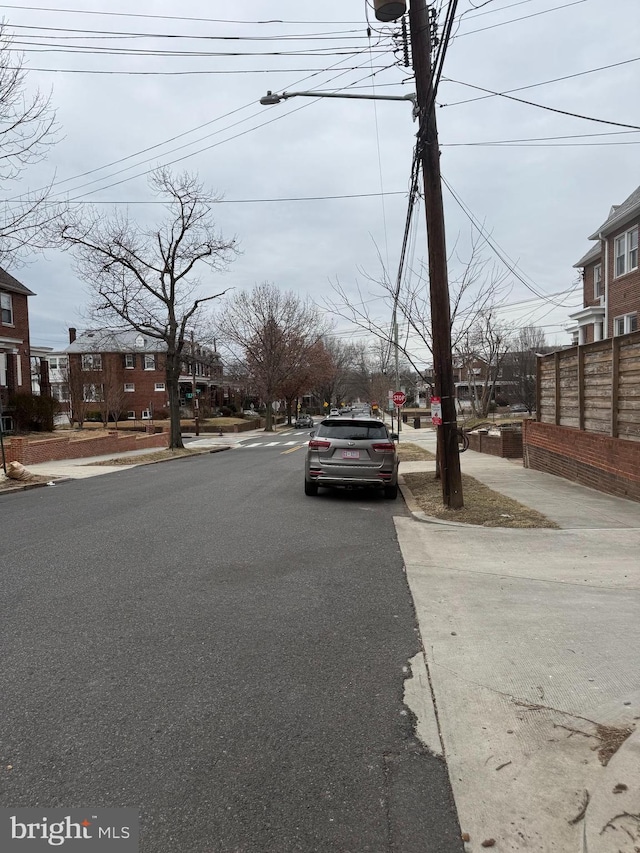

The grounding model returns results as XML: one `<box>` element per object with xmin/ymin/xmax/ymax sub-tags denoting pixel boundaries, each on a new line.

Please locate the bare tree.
<box><xmin>455</xmin><ymin>310</ymin><xmax>511</xmax><ymax>418</ymax></box>
<box><xmin>217</xmin><ymin>283</ymin><xmax>329</xmax><ymax>431</ymax></box>
<box><xmin>101</xmin><ymin>369</ymin><xmax>126</xmax><ymax>428</ymax></box>
<box><xmin>325</xmin><ymin>233</ymin><xmax>512</xmax><ymax>389</ymax></box>
<box><xmin>501</xmin><ymin>326</ymin><xmax>549</xmax><ymax>413</ymax></box>
<box><xmin>59</xmin><ymin>168</ymin><xmax>238</xmax><ymax>448</ymax></box>
<box><xmin>0</xmin><ymin>25</ymin><xmax>61</xmax><ymax>265</ymax></box>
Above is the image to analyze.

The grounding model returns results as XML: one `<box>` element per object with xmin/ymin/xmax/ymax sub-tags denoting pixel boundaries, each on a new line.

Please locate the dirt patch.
<box><xmin>596</xmin><ymin>724</ymin><xmax>634</xmax><ymax>766</ymax></box>
<box><xmin>0</xmin><ymin>472</ymin><xmax>54</xmax><ymax>493</ymax></box>
<box><xmin>396</xmin><ymin>442</ymin><xmax>436</xmax><ymax>462</ymax></box>
<box><xmin>402</xmin><ymin>470</ymin><xmax>558</xmax><ymax>528</ymax></box>
<box><xmin>88</xmin><ymin>448</ymin><xmax>207</xmax><ymax>466</ymax></box>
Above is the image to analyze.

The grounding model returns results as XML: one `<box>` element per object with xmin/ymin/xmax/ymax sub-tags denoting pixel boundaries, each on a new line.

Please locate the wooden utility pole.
<box><xmin>408</xmin><ymin>0</ymin><xmax>463</xmax><ymax>508</ymax></box>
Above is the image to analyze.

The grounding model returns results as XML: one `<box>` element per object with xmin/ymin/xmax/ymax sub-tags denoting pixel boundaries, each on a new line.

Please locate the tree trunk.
<box><xmin>264</xmin><ymin>400</ymin><xmax>273</xmax><ymax>432</ymax></box>
<box><xmin>166</xmin><ymin>352</ymin><xmax>184</xmax><ymax>449</ymax></box>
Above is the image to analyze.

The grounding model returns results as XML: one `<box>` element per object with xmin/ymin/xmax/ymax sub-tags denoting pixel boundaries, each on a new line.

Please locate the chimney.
<box><xmin>69</xmin><ymin>327</ymin><xmax>77</xmax><ymax>343</ymax></box>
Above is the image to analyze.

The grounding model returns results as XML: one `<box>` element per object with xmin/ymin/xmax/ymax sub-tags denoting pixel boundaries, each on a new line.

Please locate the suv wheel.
<box><xmin>384</xmin><ymin>484</ymin><xmax>398</xmax><ymax>500</ymax></box>
<box><xmin>304</xmin><ymin>479</ymin><xmax>318</xmax><ymax>496</ymax></box>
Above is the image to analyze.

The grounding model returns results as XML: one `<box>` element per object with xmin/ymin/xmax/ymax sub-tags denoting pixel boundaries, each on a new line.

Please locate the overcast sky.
<box><xmin>3</xmin><ymin>0</ymin><xmax>639</xmax><ymax>360</ymax></box>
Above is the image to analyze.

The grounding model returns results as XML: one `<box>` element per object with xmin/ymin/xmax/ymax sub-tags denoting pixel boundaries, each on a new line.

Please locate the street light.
<box><xmin>260</xmin><ymin>89</ymin><xmax>417</xmax><ymax>116</ymax></box>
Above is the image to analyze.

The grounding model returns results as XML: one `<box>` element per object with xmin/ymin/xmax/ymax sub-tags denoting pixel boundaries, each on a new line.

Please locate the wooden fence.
<box><xmin>536</xmin><ymin>330</ymin><xmax>640</xmax><ymax>441</ymax></box>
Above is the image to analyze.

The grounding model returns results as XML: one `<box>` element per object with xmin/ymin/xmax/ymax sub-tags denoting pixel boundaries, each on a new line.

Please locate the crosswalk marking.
<box><xmin>236</xmin><ymin>439</ymin><xmax>310</xmax><ymax>450</ymax></box>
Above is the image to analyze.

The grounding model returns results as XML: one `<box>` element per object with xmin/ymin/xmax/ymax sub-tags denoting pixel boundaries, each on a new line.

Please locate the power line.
<box><xmin>8</xmin><ymin>46</ymin><xmax>391</xmax><ymax>202</ymax></box>
<box><xmin>443</xmin><ymin>128</ymin><xmax>640</xmax><ymax>144</ymax></box>
<box><xmin>441</xmin><ymin>78</ymin><xmax>640</xmax><ymax>131</ymax></box>
<box><xmin>454</xmin><ymin>0</ymin><xmax>588</xmax><ymax>38</ymax></box>
<box><xmin>0</xmin><ymin>5</ymin><xmax>365</xmax><ymax>25</ymax></box>
<box><xmin>59</xmin><ymin>62</ymin><xmax>400</xmax><ymax>200</ymax></box>
<box><xmin>442</xmin><ymin>176</ymin><xmax>579</xmax><ymax>308</ymax></box>
<box><xmin>9</xmin><ymin>22</ymin><xmax>370</xmax><ymax>41</ymax></box>
<box><xmin>441</xmin><ymin>54</ymin><xmax>640</xmax><ymax>108</ymax></box>
<box><xmin>9</xmin><ymin>64</ymin><xmax>390</xmax><ymax>76</ymax></box>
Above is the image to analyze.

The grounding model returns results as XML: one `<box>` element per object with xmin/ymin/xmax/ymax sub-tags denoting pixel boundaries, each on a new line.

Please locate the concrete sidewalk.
<box><xmin>396</xmin><ymin>421</ymin><xmax>640</xmax><ymax>852</ymax></box>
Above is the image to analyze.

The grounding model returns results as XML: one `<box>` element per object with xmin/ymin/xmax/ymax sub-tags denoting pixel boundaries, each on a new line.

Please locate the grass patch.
<box><xmin>89</xmin><ymin>448</ymin><xmax>206</xmax><ymax>466</ymax></box>
<box><xmin>402</xmin><ymin>470</ymin><xmax>557</xmax><ymax>528</ymax></box>
<box><xmin>396</xmin><ymin>442</ymin><xmax>436</xmax><ymax>462</ymax></box>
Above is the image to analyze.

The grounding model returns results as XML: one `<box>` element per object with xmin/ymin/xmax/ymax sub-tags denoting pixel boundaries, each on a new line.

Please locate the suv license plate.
<box><xmin>342</xmin><ymin>450</ymin><xmax>360</xmax><ymax>459</ymax></box>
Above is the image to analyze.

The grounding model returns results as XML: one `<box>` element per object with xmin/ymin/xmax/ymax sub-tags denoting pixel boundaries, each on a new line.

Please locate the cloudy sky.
<box><xmin>3</xmin><ymin>0</ymin><xmax>639</xmax><ymax>359</ymax></box>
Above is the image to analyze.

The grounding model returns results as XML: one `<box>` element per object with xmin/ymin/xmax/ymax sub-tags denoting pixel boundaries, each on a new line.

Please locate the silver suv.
<box><xmin>304</xmin><ymin>417</ymin><xmax>399</xmax><ymax>499</ymax></box>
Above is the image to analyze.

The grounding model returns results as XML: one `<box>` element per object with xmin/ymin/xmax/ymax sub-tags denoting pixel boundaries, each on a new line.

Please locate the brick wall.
<box><xmin>605</xmin><ymin>217</ymin><xmax>640</xmax><ymax>337</ymax></box>
<box><xmin>6</xmin><ymin>430</ymin><xmax>168</xmax><ymax>465</ymax></box>
<box><xmin>467</xmin><ymin>429</ymin><xmax>523</xmax><ymax>458</ymax></box>
<box><xmin>523</xmin><ymin>419</ymin><xmax>640</xmax><ymax>502</ymax></box>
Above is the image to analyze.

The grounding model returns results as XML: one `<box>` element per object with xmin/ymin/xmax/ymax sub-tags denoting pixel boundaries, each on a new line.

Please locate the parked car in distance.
<box><xmin>509</xmin><ymin>404</ymin><xmax>530</xmax><ymax>413</ymax></box>
<box><xmin>294</xmin><ymin>414</ymin><xmax>314</xmax><ymax>428</ymax></box>
<box><xmin>304</xmin><ymin>416</ymin><xmax>399</xmax><ymax>499</ymax></box>
<box><xmin>329</xmin><ymin>408</ymin><xmax>341</xmax><ymax>416</ymax></box>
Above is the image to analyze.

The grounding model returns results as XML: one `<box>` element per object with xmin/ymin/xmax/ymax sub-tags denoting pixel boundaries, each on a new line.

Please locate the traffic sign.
<box><xmin>392</xmin><ymin>390</ymin><xmax>406</xmax><ymax>406</ymax></box>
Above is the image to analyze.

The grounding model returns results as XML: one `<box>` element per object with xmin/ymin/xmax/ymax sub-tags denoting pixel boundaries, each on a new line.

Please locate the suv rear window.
<box><xmin>317</xmin><ymin>421</ymin><xmax>388</xmax><ymax>440</ymax></box>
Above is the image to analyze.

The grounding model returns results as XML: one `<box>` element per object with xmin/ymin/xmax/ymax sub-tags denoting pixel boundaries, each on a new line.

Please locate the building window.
<box><xmin>48</xmin><ymin>357</ymin><xmax>68</xmax><ymax>371</ymax></box>
<box><xmin>83</xmin><ymin>383</ymin><xmax>102</xmax><ymax>402</ymax></box>
<box><xmin>144</xmin><ymin>354</ymin><xmax>156</xmax><ymax>370</ymax></box>
<box><xmin>593</xmin><ymin>264</ymin><xmax>602</xmax><ymax>299</ymax></box>
<box><xmin>81</xmin><ymin>353</ymin><xmax>102</xmax><ymax>371</ymax></box>
<box><xmin>125</xmin><ymin>353</ymin><xmax>135</xmax><ymax>369</ymax></box>
<box><xmin>154</xmin><ymin>382</ymin><xmax>165</xmax><ymax>391</ymax></box>
<box><xmin>124</xmin><ymin>382</ymin><xmax>135</xmax><ymax>392</ymax></box>
<box><xmin>614</xmin><ymin>313</ymin><xmax>638</xmax><ymax>336</ymax></box>
<box><xmin>52</xmin><ymin>384</ymin><xmax>70</xmax><ymax>402</ymax></box>
<box><xmin>141</xmin><ymin>409</ymin><xmax>151</xmax><ymax>420</ymax></box>
<box><xmin>127</xmin><ymin>410</ymin><xmax>136</xmax><ymax>419</ymax></box>
<box><xmin>0</xmin><ymin>352</ymin><xmax>7</xmax><ymax>386</ymax></box>
<box><xmin>0</xmin><ymin>292</ymin><xmax>13</xmax><ymax>324</ymax></box>
<box><xmin>614</xmin><ymin>227</ymin><xmax>639</xmax><ymax>278</ymax></box>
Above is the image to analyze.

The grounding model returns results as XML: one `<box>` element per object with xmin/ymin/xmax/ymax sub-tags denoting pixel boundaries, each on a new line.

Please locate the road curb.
<box><xmin>0</xmin><ymin>476</ymin><xmax>70</xmax><ymax>496</ymax></box>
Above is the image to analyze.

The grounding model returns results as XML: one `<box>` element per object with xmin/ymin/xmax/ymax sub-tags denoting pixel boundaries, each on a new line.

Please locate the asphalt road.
<box><xmin>0</xmin><ymin>440</ymin><xmax>463</xmax><ymax>852</ymax></box>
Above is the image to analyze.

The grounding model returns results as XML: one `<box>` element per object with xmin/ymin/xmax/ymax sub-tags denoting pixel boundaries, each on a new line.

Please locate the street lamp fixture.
<box><xmin>260</xmin><ymin>89</ymin><xmax>417</xmax><ymax>116</ymax></box>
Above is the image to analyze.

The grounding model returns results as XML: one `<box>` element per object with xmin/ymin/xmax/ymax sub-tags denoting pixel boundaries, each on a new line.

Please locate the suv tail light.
<box><xmin>309</xmin><ymin>439</ymin><xmax>331</xmax><ymax>449</ymax></box>
<box><xmin>371</xmin><ymin>442</ymin><xmax>395</xmax><ymax>452</ymax></box>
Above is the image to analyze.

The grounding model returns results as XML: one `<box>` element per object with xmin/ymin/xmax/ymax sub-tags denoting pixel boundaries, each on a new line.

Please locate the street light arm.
<box><xmin>260</xmin><ymin>89</ymin><xmax>416</xmax><ymax>112</ymax></box>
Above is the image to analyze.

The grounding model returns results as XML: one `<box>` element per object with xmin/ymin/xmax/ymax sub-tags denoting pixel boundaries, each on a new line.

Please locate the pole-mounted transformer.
<box><xmin>373</xmin><ymin>0</ymin><xmax>407</xmax><ymax>22</ymax></box>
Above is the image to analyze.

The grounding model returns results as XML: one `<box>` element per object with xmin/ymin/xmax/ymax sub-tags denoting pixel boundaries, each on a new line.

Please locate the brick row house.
<box><xmin>48</xmin><ymin>328</ymin><xmax>224</xmax><ymax>424</ymax></box>
<box><xmin>570</xmin><ymin>185</ymin><xmax>639</xmax><ymax>343</ymax></box>
<box><xmin>0</xmin><ymin>268</ymin><xmax>36</xmax><ymax>432</ymax></box>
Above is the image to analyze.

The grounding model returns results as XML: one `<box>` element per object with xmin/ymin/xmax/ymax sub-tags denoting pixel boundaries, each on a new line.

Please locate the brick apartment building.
<box><xmin>570</xmin><ymin>185</ymin><xmax>639</xmax><ymax>343</ymax></box>
<box><xmin>0</xmin><ymin>268</ymin><xmax>35</xmax><ymax>431</ymax></box>
<box><xmin>50</xmin><ymin>328</ymin><xmax>224</xmax><ymax>423</ymax></box>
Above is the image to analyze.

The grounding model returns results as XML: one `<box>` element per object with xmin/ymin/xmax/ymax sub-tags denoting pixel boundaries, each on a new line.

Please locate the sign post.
<box><xmin>392</xmin><ymin>390</ymin><xmax>406</xmax><ymax>437</ymax></box>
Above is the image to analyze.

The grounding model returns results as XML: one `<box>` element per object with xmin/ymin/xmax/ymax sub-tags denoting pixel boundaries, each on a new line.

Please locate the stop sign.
<box><xmin>392</xmin><ymin>391</ymin><xmax>406</xmax><ymax>406</ymax></box>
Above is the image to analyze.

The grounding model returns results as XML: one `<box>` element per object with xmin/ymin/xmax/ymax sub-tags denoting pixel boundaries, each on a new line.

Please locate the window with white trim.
<box><xmin>127</xmin><ymin>410</ymin><xmax>136</xmax><ymax>419</ymax></box>
<box><xmin>154</xmin><ymin>382</ymin><xmax>165</xmax><ymax>391</ymax></box>
<box><xmin>144</xmin><ymin>354</ymin><xmax>156</xmax><ymax>370</ymax></box>
<box><xmin>81</xmin><ymin>353</ymin><xmax>102</xmax><ymax>371</ymax></box>
<box><xmin>125</xmin><ymin>353</ymin><xmax>135</xmax><ymax>368</ymax></box>
<box><xmin>0</xmin><ymin>352</ymin><xmax>7</xmax><ymax>386</ymax></box>
<box><xmin>124</xmin><ymin>382</ymin><xmax>135</xmax><ymax>392</ymax></box>
<box><xmin>141</xmin><ymin>409</ymin><xmax>151</xmax><ymax>420</ymax></box>
<box><xmin>614</xmin><ymin>227</ymin><xmax>639</xmax><ymax>277</ymax></box>
<box><xmin>0</xmin><ymin>292</ymin><xmax>13</xmax><ymax>324</ymax></box>
<box><xmin>52</xmin><ymin>384</ymin><xmax>70</xmax><ymax>402</ymax></box>
<box><xmin>48</xmin><ymin>356</ymin><xmax>68</xmax><ymax>371</ymax></box>
<box><xmin>593</xmin><ymin>264</ymin><xmax>602</xmax><ymax>298</ymax></box>
<box><xmin>614</xmin><ymin>313</ymin><xmax>638</xmax><ymax>336</ymax></box>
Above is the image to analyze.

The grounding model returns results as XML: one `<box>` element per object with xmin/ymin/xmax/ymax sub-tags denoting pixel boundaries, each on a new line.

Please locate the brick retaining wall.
<box><xmin>467</xmin><ymin>429</ymin><xmax>523</xmax><ymax>458</ymax></box>
<box><xmin>523</xmin><ymin>420</ymin><xmax>640</xmax><ymax>502</ymax></box>
<box><xmin>6</xmin><ymin>431</ymin><xmax>168</xmax><ymax>465</ymax></box>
